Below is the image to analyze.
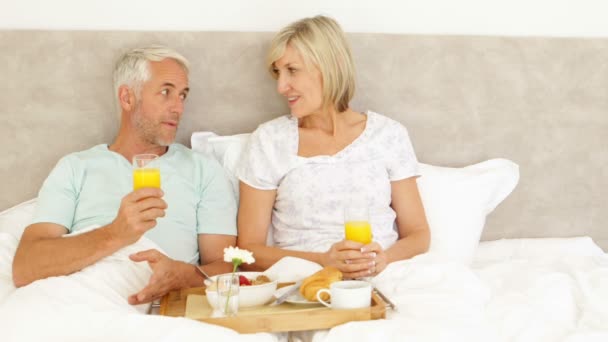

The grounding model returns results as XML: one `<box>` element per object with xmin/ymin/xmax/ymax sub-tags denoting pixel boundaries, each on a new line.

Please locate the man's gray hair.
<box><xmin>113</xmin><ymin>45</ymin><xmax>190</xmax><ymax>114</ymax></box>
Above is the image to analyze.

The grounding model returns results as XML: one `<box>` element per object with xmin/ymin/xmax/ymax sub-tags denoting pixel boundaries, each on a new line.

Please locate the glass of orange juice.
<box><xmin>344</xmin><ymin>205</ymin><xmax>372</xmax><ymax>244</ymax></box>
<box><xmin>132</xmin><ymin>154</ymin><xmax>161</xmax><ymax>190</ymax></box>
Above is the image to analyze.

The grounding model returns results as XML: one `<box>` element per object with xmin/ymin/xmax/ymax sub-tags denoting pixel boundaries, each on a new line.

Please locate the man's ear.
<box><xmin>118</xmin><ymin>85</ymin><xmax>136</xmax><ymax>112</ymax></box>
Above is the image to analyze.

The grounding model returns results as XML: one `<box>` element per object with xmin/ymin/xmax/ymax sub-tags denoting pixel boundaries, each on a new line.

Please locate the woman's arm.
<box><xmin>237</xmin><ymin>182</ymin><xmax>374</xmax><ymax>277</ymax></box>
<box><xmin>384</xmin><ymin>177</ymin><xmax>430</xmax><ymax>263</ymax></box>
<box><xmin>236</xmin><ymin>182</ymin><xmax>324</xmax><ymax>270</ymax></box>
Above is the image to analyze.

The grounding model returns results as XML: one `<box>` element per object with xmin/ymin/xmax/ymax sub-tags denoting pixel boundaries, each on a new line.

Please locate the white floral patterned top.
<box><xmin>237</xmin><ymin>111</ymin><xmax>420</xmax><ymax>252</ymax></box>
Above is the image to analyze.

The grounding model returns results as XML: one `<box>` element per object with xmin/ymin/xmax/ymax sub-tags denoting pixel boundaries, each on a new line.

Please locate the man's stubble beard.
<box><xmin>132</xmin><ymin>106</ymin><xmax>176</xmax><ymax>147</ymax></box>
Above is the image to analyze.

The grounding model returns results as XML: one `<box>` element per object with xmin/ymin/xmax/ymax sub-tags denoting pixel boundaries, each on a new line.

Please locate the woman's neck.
<box><xmin>300</xmin><ymin>107</ymin><xmax>352</xmax><ymax>137</ymax></box>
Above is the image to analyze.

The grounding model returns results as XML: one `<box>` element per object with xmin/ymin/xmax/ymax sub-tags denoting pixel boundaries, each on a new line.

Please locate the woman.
<box><xmin>237</xmin><ymin>16</ymin><xmax>430</xmax><ymax>279</ymax></box>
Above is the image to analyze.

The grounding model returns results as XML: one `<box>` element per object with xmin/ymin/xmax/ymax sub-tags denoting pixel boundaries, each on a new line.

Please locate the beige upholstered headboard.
<box><xmin>1</xmin><ymin>31</ymin><xmax>606</xmax><ymax>250</ymax></box>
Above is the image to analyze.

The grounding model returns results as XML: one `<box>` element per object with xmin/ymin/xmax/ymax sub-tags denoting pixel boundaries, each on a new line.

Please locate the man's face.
<box><xmin>131</xmin><ymin>58</ymin><xmax>189</xmax><ymax>147</ymax></box>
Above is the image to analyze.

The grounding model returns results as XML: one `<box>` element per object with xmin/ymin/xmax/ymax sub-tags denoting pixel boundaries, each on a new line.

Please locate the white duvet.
<box><xmin>307</xmin><ymin>238</ymin><xmax>608</xmax><ymax>342</ymax></box>
<box><xmin>0</xmin><ymin>231</ymin><xmax>278</xmax><ymax>342</ymax></box>
<box><xmin>1</xmin><ymin>231</ymin><xmax>607</xmax><ymax>342</ymax></box>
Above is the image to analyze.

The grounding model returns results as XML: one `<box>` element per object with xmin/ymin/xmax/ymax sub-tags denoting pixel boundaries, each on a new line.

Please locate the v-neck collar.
<box><xmin>293</xmin><ymin>110</ymin><xmax>373</xmax><ymax>160</ymax></box>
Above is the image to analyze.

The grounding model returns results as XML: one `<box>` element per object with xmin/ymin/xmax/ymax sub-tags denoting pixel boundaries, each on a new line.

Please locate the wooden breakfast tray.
<box><xmin>159</xmin><ymin>283</ymin><xmax>386</xmax><ymax>333</ymax></box>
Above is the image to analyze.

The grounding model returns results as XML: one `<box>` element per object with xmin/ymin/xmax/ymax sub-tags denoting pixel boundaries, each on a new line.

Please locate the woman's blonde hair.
<box><xmin>267</xmin><ymin>16</ymin><xmax>355</xmax><ymax>113</ymax></box>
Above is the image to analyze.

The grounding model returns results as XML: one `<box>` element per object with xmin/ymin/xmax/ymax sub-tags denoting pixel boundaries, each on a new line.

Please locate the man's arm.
<box><xmin>127</xmin><ymin>233</ymin><xmax>236</xmax><ymax>305</ymax></box>
<box><xmin>12</xmin><ymin>188</ymin><xmax>167</xmax><ymax>287</ymax></box>
<box><xmin>12</xmin><ymin>223</ymin><xmax>120</xmax><ymax>287</ymax></box>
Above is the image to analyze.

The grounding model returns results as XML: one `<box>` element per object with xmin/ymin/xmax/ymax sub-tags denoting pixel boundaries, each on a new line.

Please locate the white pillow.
<box><xmin>474</xmin><ymin>236</ymin><xmax>604</xmax><ymax>264</ymax></box>
<box><xmin>417</xmin><ymin>159</ymin><xmax>519</xmax><ymax>264</ymax></box>
<box><xmin>191</xmin><ymin>132</ymin><xmax>519</xmax><ymax>264</ymax></box>
<box><xmin>191</xmin><ymin>132</ymin><xmax>249</xmax><ymax>200</ymax></box>
<box><xmin>0</xmin><ymin>198</ymin><xmax>37</xmax><ymax>239</ymax></box>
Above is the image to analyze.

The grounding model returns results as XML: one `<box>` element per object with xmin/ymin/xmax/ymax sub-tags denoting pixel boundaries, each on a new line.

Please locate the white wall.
<box><xmin>1</xmin><ymin>0</ymin><xmax>607</xmax><ymax>37</ymax></box>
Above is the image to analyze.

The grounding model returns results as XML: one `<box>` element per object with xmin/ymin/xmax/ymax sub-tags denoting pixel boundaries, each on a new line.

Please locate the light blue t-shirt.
<box><xmin>32</xmin><ymin>143</ymin><xmax>237</xmax><ymax>264</ymax></box>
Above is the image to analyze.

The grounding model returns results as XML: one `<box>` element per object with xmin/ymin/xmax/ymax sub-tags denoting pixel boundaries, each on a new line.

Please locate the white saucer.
<box><xmin>274</xmin><ymin>285</ymin><xmax>321</xmax><ymax>305</ymax></box>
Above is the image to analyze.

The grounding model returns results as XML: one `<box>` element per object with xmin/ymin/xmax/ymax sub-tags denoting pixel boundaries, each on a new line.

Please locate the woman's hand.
<box><xmin>362</xmin><ymin>242</ymin><xmax>388</xmax><ymax>276</ymax></box>
<box><xmin>321</xmin><ymin>240</ymin><xmax>377</xmax><ymax>279</ymax></box>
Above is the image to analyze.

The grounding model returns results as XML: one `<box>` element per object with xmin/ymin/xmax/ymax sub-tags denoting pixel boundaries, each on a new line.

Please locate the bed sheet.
<box><xmin>1</xmin><ymin>234</ymin><xmax>606</xmax><ymax>342</ymax></box>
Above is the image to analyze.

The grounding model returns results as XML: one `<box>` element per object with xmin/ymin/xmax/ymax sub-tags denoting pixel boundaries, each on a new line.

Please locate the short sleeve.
<box><xmin>31</xmin><ymin>155</ymin><xmax>79</xmax><ymax>231</ymax></box>
<box><xmin>386</xmin><ymin>123</ymin><xmax>420</xmax><ymax>181</ymax></box>
<box><xmin>197</xmin><ymin>157</ymin><xmax>238</xmax><ymax>236</ymax></box>
<box><xmin>236</xmin><ymin>125</ymin><xmax>283</xmax><ymax>190</ymax></box>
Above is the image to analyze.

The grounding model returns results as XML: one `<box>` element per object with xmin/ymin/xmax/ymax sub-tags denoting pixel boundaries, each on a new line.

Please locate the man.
<box><xmin>12</xmin><ymin>46</ymin><xmax>236</xmax><ymax>305</ymax></box>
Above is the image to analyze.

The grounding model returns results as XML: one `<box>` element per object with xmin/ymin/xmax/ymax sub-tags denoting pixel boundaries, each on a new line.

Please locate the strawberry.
<box><xmin>239</xmin><ymin>275</ymin><xmax>251</xmax><ymax>286</ymax></box>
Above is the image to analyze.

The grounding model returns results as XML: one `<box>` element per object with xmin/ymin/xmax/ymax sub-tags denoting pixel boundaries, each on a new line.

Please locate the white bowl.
<box><xmin>205</xmin><ymin>271</ymin><xmax>278</xmax><ymax>309</ymax></box>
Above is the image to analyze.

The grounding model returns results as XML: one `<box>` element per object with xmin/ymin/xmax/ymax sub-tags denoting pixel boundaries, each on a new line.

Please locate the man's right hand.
<box><xmin>106</xmin><ymin>188</ymin><xmax>167</xmax><ymax>246</ymax></box>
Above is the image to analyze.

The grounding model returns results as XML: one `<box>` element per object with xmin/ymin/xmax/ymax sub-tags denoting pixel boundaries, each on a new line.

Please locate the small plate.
<box><xmin>274</xmin><ymin>285</ymin><xmax>321</xmax><ymax>305</ymax></box>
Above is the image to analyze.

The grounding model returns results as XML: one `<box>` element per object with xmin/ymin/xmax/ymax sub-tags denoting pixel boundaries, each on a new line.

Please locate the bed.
<box><xmin>0</xmin><ymin>31</ymin><xmax>607</xmax><ymax>341</ymax></box>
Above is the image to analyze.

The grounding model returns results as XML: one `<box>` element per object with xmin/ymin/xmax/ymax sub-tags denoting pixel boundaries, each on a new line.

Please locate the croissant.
<box><xmin>299</xmin><ymin>266</ymin><xmax>343</xmax><ymax>301</ymax></box>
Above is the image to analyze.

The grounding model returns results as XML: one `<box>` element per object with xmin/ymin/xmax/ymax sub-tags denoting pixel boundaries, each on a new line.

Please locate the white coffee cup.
<box><xmin>315</xmin><ymin>280</ymin><xmax>371</xmax><ymax>309</ymax></box>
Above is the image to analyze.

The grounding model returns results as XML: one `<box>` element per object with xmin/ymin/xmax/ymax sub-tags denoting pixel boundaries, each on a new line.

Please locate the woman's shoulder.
<box><xmin>366</xmin><ymin>110</ymin><xmax>409</xmax><ymax>133</ymax></box>
<box><xmin>238</xmin><ymin>115</ymin><xmax>296</xmax><ymax>186</ymax></box>
<box><xmin>247</xmin><ymin>114</ymin><xmax>296</xmax><ymax>158</ymax></box>
<box><xmin>254</xmin><ymin>114</ymin><xmax>296</xmax><ymax>137</ymax></box>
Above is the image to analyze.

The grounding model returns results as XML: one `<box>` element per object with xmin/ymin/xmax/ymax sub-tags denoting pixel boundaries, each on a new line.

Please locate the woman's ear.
<box><xmin>118</xmin><ymin>85</ymin><xmax>135</xmax><ymax>112</ymax></box>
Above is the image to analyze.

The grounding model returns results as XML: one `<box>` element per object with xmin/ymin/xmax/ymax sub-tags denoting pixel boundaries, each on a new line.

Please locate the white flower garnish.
<box><xmin>223</xmin><ymin>246</ymin><xmax>255</xmax><ymax>266</ymax></box>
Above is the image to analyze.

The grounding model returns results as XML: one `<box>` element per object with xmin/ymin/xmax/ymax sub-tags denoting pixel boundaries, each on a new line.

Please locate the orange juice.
<box><xmin>344</xmin><ymin>221</ymin><xmax>372</xmax><ymax>244</ymax></box>
<box><xmin>133</xmin><ymin>168</ymin><xmax>161</xmax><ymax>190</ymax></box>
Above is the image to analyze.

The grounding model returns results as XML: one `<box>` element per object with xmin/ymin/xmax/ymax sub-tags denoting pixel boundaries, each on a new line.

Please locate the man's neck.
<box><xmin>109</xmin><ymin>132</ymin><xmax>169</xmax><ymax>163</ymax></box>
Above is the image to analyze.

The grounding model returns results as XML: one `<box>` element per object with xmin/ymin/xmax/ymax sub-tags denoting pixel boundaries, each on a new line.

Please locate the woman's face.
<box><xmin>273</xmin><ymin>44</ymin><xmax>324</xmax><ymax>118</ymax></box>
